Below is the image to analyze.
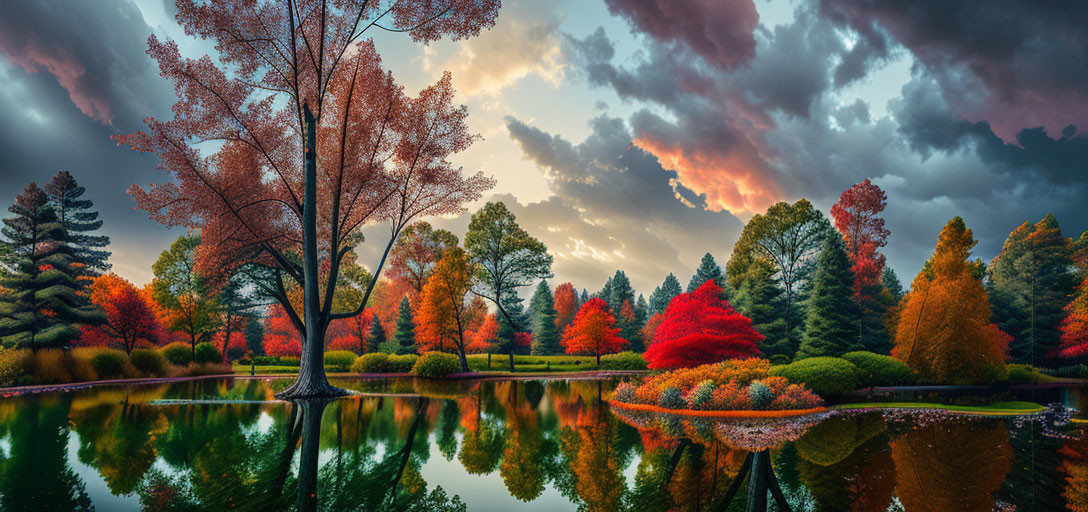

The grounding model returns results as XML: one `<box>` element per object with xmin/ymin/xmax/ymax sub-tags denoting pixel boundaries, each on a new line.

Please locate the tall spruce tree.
<box><xmin>368</xmin><ymin>313</ymin><xmax>386</xmax><ymax>350</ymax></box>
<box><xmin>883</xmin><ymin>268</ymin><xmax>904</xmax><ymax>301</ymax></box>
<box><xmin>797</xmin><ymin>234</ymin><xmax>862</xmax><ymax>358</ymax></box>
<box><xmin>43</xmin><ymin>171</ymin><xmax>110</xmax><ymax>277</ymax></box>
<box><xmin>529</xmin><ymin>281</ymin><xmax>561</xmax><ymax>355</ymax></box>
<box><xmin>988</xmin><ymin>214</ymin><xmax>1077</xmax><ymax>366</ymax></box>
<box><xmin>390</xmin><ymin>297</ymin><xmax>417</xmax><ymax>355</ymax></box>
<box><xmin>687</xmin><ymin>252</ymin><xmax>725</xmax><ymax>292</ymax></box>
<box><xmin>732</xmin><ymin>259</ymin><xmax>789</xmax><ymax>359</ymax></box>
<box><xmin>649</xmin><ymin>273</ymin><xmax>683</xmax><ymax>315</ymax></box>
<box><xmin>496</xmin><ymin>292</ymin><xmax>530</xmax><ymax>369</ymax></box>
<box><xmin>0</xmin><ymin>183</ymin><xmax>102</xmax><ymax>348</ymax></box>
<box><xmin>243</xmin><ymin>311</ymin><xmax>265</xmax><ymax>356</ymax></box>
<box><xmin>580</xmin><ymin>289</ymin><xmax>589</xmax><ymax>303</ymax></box>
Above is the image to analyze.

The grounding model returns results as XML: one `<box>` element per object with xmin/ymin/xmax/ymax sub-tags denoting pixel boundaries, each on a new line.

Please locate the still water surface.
<box><xmin>1</xmin><ymin>376</ymin><xmax>1086</xmax><ymax>511</ymax></box>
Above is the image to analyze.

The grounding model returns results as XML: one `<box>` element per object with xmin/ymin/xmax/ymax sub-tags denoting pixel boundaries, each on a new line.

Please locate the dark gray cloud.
<box><xmin>819</xmin><ymin>0</ymin><xmax>1088</xmax><ymax>142</ymax></box>
<box><xmin>0</xmin><ymin>0</ymin><xmax>181</xmax><ymax>282</ymax></box>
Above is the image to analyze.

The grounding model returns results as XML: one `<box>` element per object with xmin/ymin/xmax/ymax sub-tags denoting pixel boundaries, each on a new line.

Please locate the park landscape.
<box><xmin>1</xmin><ymin>0</ymin><xmax>1088</xmax><ymax>511</ymax></box>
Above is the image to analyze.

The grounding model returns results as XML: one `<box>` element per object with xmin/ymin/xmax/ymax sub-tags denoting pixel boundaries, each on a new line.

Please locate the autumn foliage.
<box><xmin>893</xmin><ymin>218</ymin><xmax>1009</xmax><ymax>384</ymax></box>
<box><xmin>644</xmin><ymin>280</ymin><xmax>762</xmax><ymax>370</ymax></box>
<box><xmin>830</xmin><ymin>178</ymin><xmax>889</xmax><ymax>293</ymax></box>
<box><xmin>82</xmin><ymin>274</ymin><xmax>164</xmax><ymax>353</ymax></box>
<box><xmin>263</xmin><ymin>304</ymin><xmax>302</xmax><ymax>358</ymax></box>
<box><xmin>553</xmin><ymin>283</ymin><xmax>580</xmax><ymax>333</ymax></box>
<box><xmin>560</xmin><ymin>298</ymin><xmax>627</xmax><ymax>368</ymax></box>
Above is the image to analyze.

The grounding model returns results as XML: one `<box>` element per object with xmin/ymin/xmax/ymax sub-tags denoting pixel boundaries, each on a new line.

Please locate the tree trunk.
<box><xmin>746</xmin><ymin>450</ymin><xmax>769</xmax><ymax>512</ymax></box>
<box><xmin>276</xmin><ymin>105</ymin><xmax>345</xmax><ymax>399</ymax></box>
<box><xmin>294</xmin><ymin>399</ymin><xmax>330</xmax><ymax>512</ymax></box>
<box><xmin>508</xmin><ymin>351</ymin><xmax>514</xmax><ymax>372</ymax></box>
<box><xmin>457</xmin><ymin>349</ymin><xmax>469</xmax><ymax>373</ymax></box>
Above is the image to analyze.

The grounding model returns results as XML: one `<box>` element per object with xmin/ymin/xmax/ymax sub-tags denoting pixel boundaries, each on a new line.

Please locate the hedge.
<box><xmin>90</xmin><ymin>348</ymin><xmax>127</xmax><ymax>379</ymax></box>
<box><xmin>352</xmin><ymin>353</ymin><xmax>391</xmax><ymax>373</ymax></box>
<box><xmin>130</xmin><ymin>348</ymin><xmax>169</xmax><ymax>377</ymax></box>
<box><xmin>771</xmin><ymin>357</ymin><xmax>861</xmax><ymax>397</ymax></box>
<box><xmin>388</xmin><ymin>354</ymin><xmax>419</xmax><ymax>373</ymax></box>
<box><xmin>600</xmin><ymin>352</ymin><xmax>648</xmax><ymax>370</ymax></box>
<box><xmin>194</xmin><ymin>343</ymin><xmax>221</xmax><ymax>364</ymax></box>
<box><xmin>1006</xmin><ymin>363</ymin><xmax>1041</xmax><ymax>384</ymax></box>
<box><xmin>842</xmin><ymin>351</ymin><xmax>916</xmax><ymax>387</ymax></box>
<box><xmin>162</xmin><ymin>342</ymin><xmax>193</xmax><ymax>366</ymax></box>
<box><xmin>324</xmin><ymin>351</ymin><xmax>357</xmax><ymax>372</ymax></box>
<box><xmin>411</xmin><ymin>352</ymin><xmax>461</xmax><ymax>378</ymax></box>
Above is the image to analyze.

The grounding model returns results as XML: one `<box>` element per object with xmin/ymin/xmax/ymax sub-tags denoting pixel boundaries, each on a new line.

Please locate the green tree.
<box><xmin>44</xmin><ymin>170</ymin><xmax>111</xmax><ymax>277</ymax></box>
<box><xmin>988</xmin><ymin>214</ymin><xmax>1077</xmax><ymax>366</ymax></box>
<box><xmin>369</xmin><ymin>313</ymin><xmax>387</xmax><ymax>351</ymax></box>
<box><xmin>649</xmin><ymin>273</ymin><xmax>683</xmax><ymax>315</ymax></box>
<box><xmin>465</xmin><ymin>202</ymin><xmax>553</xmax><ymax>353</ymax></box>
<box><xmin>883</xmin><ymin>267</ymin><xmax>903</xmax><ymax>301</ymax></box>
<box><xmin>244</xmin><ymin>311</ymin><xmax>265</xmax><ymax>356</ymax></box>
<box><xmin>529</xmin><ymin>281</ymin><xmax>562</xmax><ymax>355</ymax></box>
<box><xmin>727</xmin><ymin>199</ymin><xmax>830</xmax><ymax>356</ymax></box>
<box><xmin>687</xmin><ymin>252</ymin><xmax>725</xmax><ymax>293</ymax></box>
<box><xmin>731</xmin><ymin>259</ymin><xmax>788</xmax><ymax>358</ymax></box>
<box><xmin>390</xmin><ymin>297</ymin><xmax>417</xmax><ymax>355</ymax></box>
<box><xmin>152</xmin><ymin>234</ymin><xmax>219</xmax><ymax>358</ymax></box>
<box><xmin>0</xmin><ymin>183</ymin><xmax>101</xmax><ymax>348</ymax></box>
<box><xmin>797</xmin><ymin>234</ymin><xmax>862</xmax><ymax>358</ymax></box>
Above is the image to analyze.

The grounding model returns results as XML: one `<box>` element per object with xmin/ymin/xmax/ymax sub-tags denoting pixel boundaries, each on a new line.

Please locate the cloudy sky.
<box><xmin>1</xmin><ymin>0</ymin><xmax>1086</xmax><ymax>297</ymax></box>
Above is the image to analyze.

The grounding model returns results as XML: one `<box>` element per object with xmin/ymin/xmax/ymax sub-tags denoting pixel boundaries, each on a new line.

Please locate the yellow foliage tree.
<box><xmin>893</xmin><ymin>217</ymin><xmax>1009</xmax><ymax>384</ymax></box>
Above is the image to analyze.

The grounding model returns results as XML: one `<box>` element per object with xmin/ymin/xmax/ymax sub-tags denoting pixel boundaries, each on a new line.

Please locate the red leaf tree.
<box><xmin>554</xmin><ymin>283</ymin><xmax>580</xmax><ymax>334</ymax></box>
<box><xmin>560</xmin><ymin>298</ymin><xmax>628</xmax><ymax>369</ymax></box>
<box><xmin>645</xmin><ymin>280</ymin><xmax>763</xmax><ymax>369</ymax></box>
<box><xmin>830</xmin><ymin>179</ymin><xmax>890</xmax><ymax>294</ymax></box>
<box><xmin>263</xmin><ymin>304</ymin><xmax>302</xmax><ymax>358</ymax></box>
<box><xmin>1057</xmin><ymin>243</ymin><xmax>1088</xmax><ymax>359</ymax></box>
<box><xmin>113</xmin><ymin>0</ymin><xmax>498</xmax><ymax>398</ymax></box>
<box><xmin>83</xmin><ymin>274</ymin><xmax>164</xmax><ymax>353</ymax></box>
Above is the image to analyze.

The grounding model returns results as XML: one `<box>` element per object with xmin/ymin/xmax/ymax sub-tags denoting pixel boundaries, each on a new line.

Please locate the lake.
<box><xmin>0</xmin><ymin>376</ymin><xmax>1085</xmax><ymax>511</ymax></box>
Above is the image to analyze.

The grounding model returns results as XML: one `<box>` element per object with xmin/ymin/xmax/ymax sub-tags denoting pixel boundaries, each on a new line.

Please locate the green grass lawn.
<box><xmin>834</xmin><ymin>401</ymin><xmax>1045</xmax><ymax>415</ymax></box>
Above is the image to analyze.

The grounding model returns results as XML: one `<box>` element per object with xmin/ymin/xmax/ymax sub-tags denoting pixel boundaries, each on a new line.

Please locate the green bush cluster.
<box><xmin>324</xmin><ymin>351</ymin><xmax>357</xmax><ymax>372</ymax></box>
<box><xmin>842</xmin><ymin>351</ymin><xmax>916</xmax><ymax>387</ymax></box>
<box><xmin>771</xmin><ymin>357</ymin><xmax>861</xmax><ymax>397</ymax></box>
<box><xmin>658</xmin><ymin>386</ymin><xmax>685</xmax><ymax>409</ymax></box>
<box><xmin>1006</xmin><ymin>363</ymin><xmax>1041</xmax><ymax>384</ymax></box>
<box><xmin>130</xmin><ymin>348</ymin><xmax>168</xmax><ymax>377</ymax></box>
<box><xmin>684</xmin><ymin>380</ymin><xmax>714</xmax><ymax>409</ymax></box>
<box><xmin>389</xmin><ymin>354</ymin><xmax>419</xmax><ymax>372</ymax></box>
<box><xmin>351</xmin><ymin>353</ymin><xmax>391</xmax><ymax>373</ymax></box>
<box><xmin>162</xmin><ymin>342</ymin><xmax>193</xmax><ymax>365</ymax></box>
<box><xmin>411</xmin><ymin>352</ymin><xmax>462</xmax><ymax>378</ymax></box>
<box><xmin>194</xmin><ymin>343</ymin><xmax>220</xmax><ymax>364</ymax></box>
<box><xmin>599</xmin><ymin>352</ymin><xmax>648</xmax><ymax>370</ymax></box>
<box><xmin>747</xmin><ymin>381</ymin><xmax>774</xmax><ymax>409</ymax></box>
<box><xmin>90</xmin><ymin>349</ymin><xmax>128</xmax><ymax>379</ymax></box>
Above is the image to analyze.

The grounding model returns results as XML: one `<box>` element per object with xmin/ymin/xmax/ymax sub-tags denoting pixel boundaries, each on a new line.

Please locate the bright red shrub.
<box><xmin>645</xmin><ymin>280</ymin><xmax>763</xmax><ymax>369</ymax></box>
<box><xmin>263</xmin><ymin>304</ymin><xmax>302</xmax><ymax>357</ymax></box>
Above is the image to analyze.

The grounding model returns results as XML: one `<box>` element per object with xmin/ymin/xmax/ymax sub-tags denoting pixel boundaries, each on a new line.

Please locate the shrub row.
<box><xmin>0</xmin><ymin>345</ymin><xmax>234</xmax><ymax>387</ymax></box>
<box><xmin>411</xmin><ymin>352</ymin><xmax>462</xmax><ymax>378</ymax></box>
<box><xmin>612</xmin><ymin>358</ymin><xmax>824</xmax><ymax>411</ymax></box>
<box><xmin>600</xmin><ymin>352</ymin><xmax>648</xmax><ymax>370</ymax></box>
<box><xmin>350</xmin><ymin>353</ymin><xmax>419</xmax><ymax>373</ymax></box>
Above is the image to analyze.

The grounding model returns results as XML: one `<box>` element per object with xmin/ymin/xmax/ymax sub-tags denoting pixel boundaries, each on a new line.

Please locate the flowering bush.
<box><xmin>611</xmin><ymin>357</ymin><xmax>823</xmax><ymax>412</ymax></box>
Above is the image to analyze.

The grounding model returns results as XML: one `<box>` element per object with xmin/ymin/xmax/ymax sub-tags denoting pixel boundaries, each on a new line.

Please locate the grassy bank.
<box><xmin>834</xmin><ymin>401</ymin><xmax>1046</xmax><ymax>415</ymax></box>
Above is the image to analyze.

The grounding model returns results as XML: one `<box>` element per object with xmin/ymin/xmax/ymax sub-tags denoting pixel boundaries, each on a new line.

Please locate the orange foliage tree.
<box><xmin>115</xmin><ymin>0</ymin><xmax>499</xmax><ymax>398</ymax></box>
<box><xmin>560</xmin><ymin>298</ymin><xmax>628</xmax><ymax>369</ymax></box>
<box><xmin>467</xmin><ymin>313</ymin><xmax>499</xmax><ymax>354</ymax></box>
<box><xmin>893</xmin><ymin>217</ymin><xmax>1009</xmax><ymax>384</ymax></box>
<box><xmin>415</xmin><ymin>247</ymin><xmax>474</xmax><ymax>371</ymax></box>
<box><xmin>554</xmin><ymin>282</ymin><xmax>580</xmax><ymax>334</ymax></box>
<box><xmin>83</xmin><ymin>274</ymin><xmax>163</xmax><ymax>353</ymax></box>
<box><xmin>1057</xmin><ymin>236</ymin><xmax>1088</xmax><ymax>359</ymax></box>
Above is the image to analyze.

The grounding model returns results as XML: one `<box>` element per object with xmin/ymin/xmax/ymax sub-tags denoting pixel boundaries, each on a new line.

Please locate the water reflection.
<box><xmin>0</xmin><ymin>377</ymin><xmax>1084</xmax><ymax>511</ymax></box>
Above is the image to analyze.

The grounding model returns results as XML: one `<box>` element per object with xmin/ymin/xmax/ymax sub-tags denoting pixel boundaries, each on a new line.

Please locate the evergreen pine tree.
<box><xmin>599</xmin><ymin>276</ymin><xmax>614</xmax><ymax>309</ymax></box>
<box><xmin>649</xmin><ymin>273</ymin><xmax>683</xmax><ymax>315</ymax></box>
<box><xmin>882</xmin><ymin>267</ymin><xmax>904</xmax><ymax>301</ymax></box>
<box><xmin>732</xmin><ymin>259</ymin><xmax>789</xmax><ymax>359</ymax></box>
<box><xmin>43</xmin><ymin>171</ymin><xmax>111</xmax><ymax>278</ymax></box>
<box><xmin>797</xmin><ymin>234</ymin><xmax>862</xmax><ymax>358</ymax></box>
<box><xmin>580</xmin><ymin>289</ymin><xmax>589</xmax><ymax>303</ymax></box>
<box><xmin>988</xmin><ymin>214</ymin><xmax>1077</xmax><ymax>366</ymax></box>
<box><xmin>0</xmin><ymin>183</ymin><xmax>102</xmax><ymax>348</ymax></box>
<box><xmin>529</xmin><ymin>281</ymin><xmax>561</xmax><ymax>355</ymax></box>
<box><xmin>496</xmin><ymin>292</ymin><xmax>529</xmax><ymax>369</ymax></box>
<box><xmin>687</xmin><ymin>252</ymin><xmax>725</xmax><ymax>292</ymax></box>
<box><xmin>243</xmin><ymin>311</ymin><xmax>265</xmax><ymax>356</ymax></box>
<box><xmin>391</xmin><ymin>297</ymin><xmax>417</xmax><ymax>355</ymax></box>
<box><xmin>605</xmin><ymin>270</ymin><xmax>634</xmax><ymax>312</ymax></box>
<box><xmin>635</xmin><ymin>294</ymin><xmax>649</xmax><ymax>325</ymax></box>
<box><xmin>368</xmin><ymin>313</ymin><xmax>386</xmax><ymax>350</ymax></box>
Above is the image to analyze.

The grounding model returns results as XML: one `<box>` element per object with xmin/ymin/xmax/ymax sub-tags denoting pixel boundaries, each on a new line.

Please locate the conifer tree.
<box><xmin>0</xmin><ymin>183</ymin><xmax>101</xmax><ymax>348</ymax></box>
<box><xmin>883</xmin><ymin>268</ymin><xmax>904</xmax><ymax>301</ymax></box>
<box><xmin>687</xmin><ymin>253</ymin><xmax>725</xmax><ymax>293</ymax></box>
<box><xmin>988</xmin><ymin>214</ymin><xmax>1077</xmax><ymax>366</ymax></box>
<box><xmin>732</xmin><ymin>259</ymin><xmax>789</xmax><ymax>358</ymax></box>
<box><xmin>797</xmin><ymin>234</ymin><xmax>862</xmax><ymax>358</ymax></box>
<box><xmin>529</xmin><ymin>281</ymin><xmax>561</xmax><ymax>355</ymax></box>
<box><xmin>580</xmin><ymin>289</ymin><xmax>589</xmax><ymax>303</ymax></box>
<box><xmin>496</xmin><ymin>292</ymin><xmax>531</xmax><ymax>369</ymax></box>
<box><xmin>44</xmin><ymin>171</ymin><xmax>110</xmax><ymax>277</ymax></box>
<box><xmin>649</xmin><ymin>273</ymin><xmax>683</xmax><ymax>315</ymax></box>
<box><xmin>369</xmin><ymin>313</ymin><xmax>386</xmax><ymax>350</ymax></box>
<box><xmin>390</xmin><ymin>297</ymin><xmax>417</xmax><ymax>355</ymax></box>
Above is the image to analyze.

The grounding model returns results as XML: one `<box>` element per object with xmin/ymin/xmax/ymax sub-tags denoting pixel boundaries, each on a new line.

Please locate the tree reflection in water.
<box><xmin>0</xmin><ymin>377</ymin><xmax>1080</xmax><ymax>511</ymax></box>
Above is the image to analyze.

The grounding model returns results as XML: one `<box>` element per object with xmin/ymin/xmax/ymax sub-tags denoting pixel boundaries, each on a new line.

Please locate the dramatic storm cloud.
<box><xmin>0</xmin><ymin>0</ymin><xmax>1085</xmax><ymax>295</ymax></box>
